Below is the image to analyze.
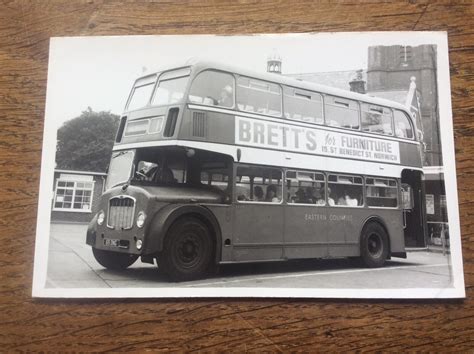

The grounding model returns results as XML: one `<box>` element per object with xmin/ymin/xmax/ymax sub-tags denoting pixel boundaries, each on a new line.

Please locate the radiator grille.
<box><xmin>107</xmin><ymin>196</ymin><xmax>135</xmax><ymax>229</ymax></box>
<box><xmin>192</xmin><ymin>111</ymin><xmax>207</xmax><ymax>138</ymax></box>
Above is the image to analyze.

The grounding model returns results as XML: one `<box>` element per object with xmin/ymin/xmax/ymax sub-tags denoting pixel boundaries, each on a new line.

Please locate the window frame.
<box><xmin>323</xmin><ymin>94</ymin><xmax>361</xmax><ymax>131</ymax></box>
<box><xmin>360</xmin><ymin>103</ymin><xmax>394</xmax><ymax>137</ymax></box>
<box><xmin>286</xmin><ymin>169</ymin><xmax>327</xmax><ymax>206</ymax></box>
<box><xmin>234</xmin><ymin>164</ymin><xmax>284</xmax><ymax>205</ymax></box>
<box><xmin>282</xmin><ymin>86</ymin><xmax>324</xmax><ymax>125</ymax></box>
<box><xmin>151</xmin><ymin>73</ymin><xmax>190</xmax><ymax>107</ymax></box>
<box><xmin>393</xmin><ymin>109</ymin><xmax>415</xmax><ymax>140</ymax></box>
<box><xmin>53</xmin><ymin>179</ymin><xmax>95</xmax><ymax>213</ymax></box>
<box><xmin>365</xmin><ymin>177</ymin><xmax>399</xmax><ymax>209</ymax></box>
<box><xmin>236</xmin><ymin>75</ymin><xmax>283</xmax><ymax>117</ymax></box>
<box><xmin>123</xmin><ymin>116</ymin><xmax>165</xmax><ymax>138</ymax></box>
<box><xmin>126</xmin><ymin>81</ymin><xmax>157</xmax><ymax>111</ymax></box>
<box><xmin>327</xmin><ymin>173</ymin><xmax>364</xmax><ymax>208</ymax></box>
<box><xmin>187</xmin><ymin>69</ymin><xmax>236</xmax><ymax>109</ymax></box>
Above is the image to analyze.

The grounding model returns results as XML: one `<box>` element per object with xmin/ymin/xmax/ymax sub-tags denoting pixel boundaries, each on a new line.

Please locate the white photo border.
<box><xmin>32</xmin><ymin>32</ymin><xmax>465</xmax><ymax>299</ymax></box>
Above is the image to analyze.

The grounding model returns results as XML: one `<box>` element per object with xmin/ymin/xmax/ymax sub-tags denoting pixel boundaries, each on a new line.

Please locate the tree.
<box><xmin>56</xmin><ymin>108</ymin><xmax>120</xmax><ymax>172</ymax></box>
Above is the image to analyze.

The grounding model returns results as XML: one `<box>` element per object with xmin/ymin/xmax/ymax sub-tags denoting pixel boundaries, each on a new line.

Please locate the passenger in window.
<box><xmin>218</xmin><ymin>85</ymin><xmax>233</xmax><ymax>107</ymax></box>
<box><xmin>307</xmin><ymin>187</ymin><xmax>324</xmax><ymax>205</ymax></box>
<box><xmin>395</xmin><ymin>122</ymin><xmax>407</xmax><ymax>137</ymax></box>
<box><xmin>327</xmin><ymin>187</ymin><xmax>335</xmax><ymax>206</ymax></box>
<box><xmin>253</xmin><ymin>186</ymin><xmax>264</xmax><ymax>201</ymax></box>
<box><xmin>337</xmin><ymin>193</ymin><xmax>347</xmax><ymax>206</ymax></box>
<box><xmin>265</xmin><ymin>184</ymin><xmax>280</xmax><ymax>203</ymax></box>
<box><xmin>345</xmin><ymin>194</ymin><xmax>358</xmax><ymax>207</ymax></box>
<box><xmin>294</xmin><ymin>188</ymin><xmax>308</xmax><ymax>203</ymax></box>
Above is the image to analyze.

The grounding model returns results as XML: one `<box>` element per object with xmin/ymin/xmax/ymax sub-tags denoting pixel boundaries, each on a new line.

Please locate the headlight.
<box><xmin>136</xmin><ymin>239</ymin><xmax>143</xmax><ymax>250</ymax></box>
<box><xmin>136</xmin><ymin>211</ymin><xmax>146</xmax><ymax>228</ymax></box>
<box><xmin>97</xmin><ymin>210</ymin><xmax>105</xmax><ymax>225</ymax></box>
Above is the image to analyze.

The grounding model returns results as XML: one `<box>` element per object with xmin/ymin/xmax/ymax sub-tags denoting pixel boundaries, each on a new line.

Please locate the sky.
<box><xmin>45</xmin><ymin>33</ymin><xmax>442</xmax><ymax>129</ymax></box>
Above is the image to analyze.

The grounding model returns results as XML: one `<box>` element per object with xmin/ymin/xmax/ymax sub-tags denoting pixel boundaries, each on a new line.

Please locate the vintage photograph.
<box><xmin>33</xmin><ymin>32</ymin><xmax>464</xmax><ymax>298</ymax></box>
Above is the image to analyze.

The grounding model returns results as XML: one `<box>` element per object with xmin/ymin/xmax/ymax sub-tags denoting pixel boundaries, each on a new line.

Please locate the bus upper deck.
<box><xmin>113</xmin><ymin>61</ymin><xmax>422</xmax><ymax>177</ymax></box>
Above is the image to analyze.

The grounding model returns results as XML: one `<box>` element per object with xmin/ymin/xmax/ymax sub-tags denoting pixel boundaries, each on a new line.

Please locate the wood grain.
<box><xmin>0</xmin><ymin>0</ymin><xmax>473</xmax><ymax>350</ymax></box>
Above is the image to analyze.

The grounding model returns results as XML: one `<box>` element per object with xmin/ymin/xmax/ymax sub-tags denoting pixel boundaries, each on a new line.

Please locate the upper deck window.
<box><xmin>127</xmin><ymin>75</ymin><xmax>156</xmax><ymax>111</ymax></box>
<box><xmin>394</xmin><ymin>110</ymin><xmax>414</xmax><ymax>139</ymax></box>
<box><xmin>152</xmin><ymin>72</ymin><xmax>189</xmax><ymax>106</ymax></box>
<box><xmin>325</xmin><ymin>96</ymin><xmax>360</xmax><ymax>130</ymax></box>
<box><xmin>188</xmin><ymin>70</ymin><xmax>235</xmax><ymax>108</ymax></box>
<box><xmin>283</xmin><ymin>87</ymin><xmax>323</xmax><ymax>124</ymax></box>
<box><xmin>237</xmin><ymin>77</ymin><xmax>282</xmax><ymax>117</ymax></box>
<box><xmin>361</xmin><ymin>104</ymin><xmax>393</xmax><ymax>135</ymax></box>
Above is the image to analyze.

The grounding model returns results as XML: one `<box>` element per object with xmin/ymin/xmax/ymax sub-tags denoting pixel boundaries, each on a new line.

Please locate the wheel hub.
<box><xmin>177</xmin><ymin>234</ymin><xmax>200</xmax><ymax>265</ymax></box>
<box><xmin>368</xmin><ymin>233</ymin><xmax>383</xmax><ymax>258</ymax></box>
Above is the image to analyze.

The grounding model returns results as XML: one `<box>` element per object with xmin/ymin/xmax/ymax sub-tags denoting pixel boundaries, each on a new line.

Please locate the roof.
<box><xmin>141</xmin><ymin>60</ymin><xmax>413</xmax><ymax>115</ymax></box>
<box><xmin>367</xmin><ymin>90</ymin><xmax>410</xmax><ymax>106</ymax></box>
<box><xmin>287</xmin><ymin>70</ymin><xmax>367</xmax><ymax>91</ymax></box>
<box><xmin>55</xmin><ymin>169</ymin><xmax>107</xmax><ymax>176</ymax></box>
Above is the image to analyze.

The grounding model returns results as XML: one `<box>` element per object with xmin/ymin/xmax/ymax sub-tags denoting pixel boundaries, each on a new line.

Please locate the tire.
<box><xmin>159</xmin><ymin>217</ymin><xmax>214</xmax><ymax>281</ymax></box>
<box><xmin>92</xmin><ymin>247</ymin><xmax>138</xmax><ymax>270</ymax></box>
<box><xmin>360</xmin><ymin>222</ymin><xmax>389</xmax><ymax>268</ymax></box>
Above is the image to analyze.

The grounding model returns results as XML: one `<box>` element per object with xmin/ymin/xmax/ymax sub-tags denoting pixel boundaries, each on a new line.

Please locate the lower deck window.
<box><xmin>236</xmin><ymin>166</ymin><xmax>282</xmax><ymax>203</ymax></box>
<box><xmin>328</xmin><ymin>174</ymin><xmax>363</xmax><ymax>206</ymax></box>
<box><xmin>366</xmin><ymin>178</ymin><xmax>398</xmax><ymax>208</ymax></box>
<box><xmin>287</xmin><ymin>170</ymin><xmax>326</xmax><ymax>205</ymax></box>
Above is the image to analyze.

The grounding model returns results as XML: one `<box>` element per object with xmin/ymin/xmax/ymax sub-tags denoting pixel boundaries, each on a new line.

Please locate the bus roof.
<box><xmin>145</xmin><ymin>59</ymin><xmax>413</xmax><ymax>115</ymax></box>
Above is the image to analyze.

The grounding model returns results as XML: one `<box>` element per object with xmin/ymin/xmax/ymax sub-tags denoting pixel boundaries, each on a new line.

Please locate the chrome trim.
<box><xmin>106</xmin><ymin>195</ymin><xmax>136</xmax><ymax>230</ymax></box>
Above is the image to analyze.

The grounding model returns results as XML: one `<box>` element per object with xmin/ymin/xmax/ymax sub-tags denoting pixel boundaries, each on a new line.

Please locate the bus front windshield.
<box><xmin>106</xmin><ymin>150</ymin><xmax>135</xmax><ymax>190</ymax></box>
<box><xmin>126</xmin><ymin>69</ymin><xmax>190</xmax><ymax>111</ymax></box>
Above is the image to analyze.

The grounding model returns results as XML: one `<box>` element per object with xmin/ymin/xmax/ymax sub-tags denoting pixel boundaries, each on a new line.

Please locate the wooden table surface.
<box><xmin>1</xmin><ymin>0</ymin><xmax>473</xmax><ymax>350</ymax></box>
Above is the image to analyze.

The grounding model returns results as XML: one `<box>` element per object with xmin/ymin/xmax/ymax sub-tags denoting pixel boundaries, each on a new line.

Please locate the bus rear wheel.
<box><xmin>159</xmin><ymin>217</ymin><xmax>213</xmax><ymax>282</ymax></box>
<box><xmin>360</xmin><ymin>222</ymin><xmax>389</xmax><ymax>268</ymax></box>
<box><xmin>92</xmin><ymin>247</ymin><xmax>138</xmax><ymax>270</ymax></box>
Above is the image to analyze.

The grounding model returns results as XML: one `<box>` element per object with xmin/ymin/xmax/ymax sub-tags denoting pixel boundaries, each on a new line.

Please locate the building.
<box><xmin>367</xmin><ymin>44</ymin><xmax>440</xmax><ymax>166</ymax></box>
<box><xmin>51</xmin><ymin>169</ymin><xmax>106</xmax><ymax>224</ymax></box>
<box><xmin>424</xmin><ymin>166</ymin><xmax>449</xmax><ymax>247</ymax></box>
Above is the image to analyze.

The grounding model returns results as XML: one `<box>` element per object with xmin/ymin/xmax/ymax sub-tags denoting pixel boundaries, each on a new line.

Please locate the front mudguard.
<box><xmin>143</xmin><ymin>204</ymin><xmax>222</xmax><ymax>262</ymax></box>
<box><xmin>86</xmin><ymin>214</ymin><xmax>98</xmax><ymax>246</ymax></box>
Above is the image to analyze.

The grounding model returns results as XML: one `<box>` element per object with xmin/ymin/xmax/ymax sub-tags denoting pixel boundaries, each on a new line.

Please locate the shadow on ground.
<box><xmin>97</xmin><ymin>257</ymin><xmax>422</xmax><ymax>284</ymax></box>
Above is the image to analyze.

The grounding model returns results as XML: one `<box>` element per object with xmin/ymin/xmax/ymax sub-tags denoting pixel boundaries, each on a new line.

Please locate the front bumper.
<box><xmin>87</xmin><ymin>213</ymin><xmax>146</xmax><ymax>255</ymax></box>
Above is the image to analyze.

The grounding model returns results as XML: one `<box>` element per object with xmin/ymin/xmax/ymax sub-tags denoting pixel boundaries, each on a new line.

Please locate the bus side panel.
<box><xmin>326</xmin><ymin>208</ymin><xmax>405</xmax><ymax>257</ymax></box>
<box><xmin>399</xmin><ymin>142</ymin><xmax>422</xmax><ymax>168</ymax></box>
<box><xmin>232</xmin><ymin>203</ymin><xmax>284</xmax><ymax>262</ymax></box>
<box><xmin>204</xmin><ymin>205</ymin><xmax>234</xmax><ymax>262</ymax></box>
<box><xmin>179</xmin><ymin>108</ymin><xmax>235</xmax><ymax>144</ymax></box>
<box><xmin>326</xmin><ymin>207</ymin><xmax>361</xmax><ymax>258</ymax></box>
<box><xmin>284</xmin><ymin>205</ymin><xmax>328</xmax><ymax>259</ymax></box>
<box><xmin>360</xmin><ymin>209</ymin><xmax>406</xmax><ymax>254</ymax></box>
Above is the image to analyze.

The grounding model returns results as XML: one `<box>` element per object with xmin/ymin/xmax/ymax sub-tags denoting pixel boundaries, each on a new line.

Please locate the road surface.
<box><xmin>45</xmin><ymin>223</ymin><xmax>454</xmax><ymax>290</ymax></box>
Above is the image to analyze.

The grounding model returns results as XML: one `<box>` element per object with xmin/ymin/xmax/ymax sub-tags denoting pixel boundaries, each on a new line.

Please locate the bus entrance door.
<box><xmin>401</xmin><ymin>170</ymin><xmax>426</xmax><ymax>247</ymax></box>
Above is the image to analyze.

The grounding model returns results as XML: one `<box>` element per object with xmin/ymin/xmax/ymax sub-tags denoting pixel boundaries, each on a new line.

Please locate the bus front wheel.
<box><xmin>159</xmin><ymin>217</ymin><xmax>214</xmax><ymax>281</ymax></box>
<box><xmin>92</xmin><ymin>247</ymin><xmax>138</xmax><ymax>270</ymax></box>
<box><xmin>360</xmin><ymin>222</ymin><xmax>389</xmax><ymax>268</ymax></box>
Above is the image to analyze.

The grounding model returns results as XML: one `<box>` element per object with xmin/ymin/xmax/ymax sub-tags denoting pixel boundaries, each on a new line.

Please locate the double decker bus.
<box><xmin>86</xmin><ymin>61</ymin><xmax>426</xmax><ymax>281</ymax></box>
